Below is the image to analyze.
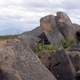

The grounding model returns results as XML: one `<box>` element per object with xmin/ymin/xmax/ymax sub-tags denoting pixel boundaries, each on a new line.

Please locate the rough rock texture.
<box><xmin>49</xmin><ymin>50</ymin><xmax>76</xmax><ymax>80</ymax></box>
<box><xmin>19</xmin><ymin>27</ymin><xmax>42</xmax><ymax>48</ymax></box>
<box><xmin>0</xmin><ymin>39</ymin><xmax>56</xmax><ymax>80</ymax></box>
<box><xmin>56</xmin><ymin>11</ymin><xmax>72</xmax><ymax>26</ymax></box>
<box><xmin>76</xmin><ymin>71</ymin><xmax>80</xmax><ymax>80</ymax></box>
<box><xmin>40</xmin><ymin>15</ymin><xmax>56</xmax><ymax>33</ymax></box>
<box><xmin>56</xmin><ymin>12</ymin><xmax>79</xmax><ymax>40</ymax></box>
<box><xmin>67</xmin><ymin>45</ymin><xmax>80</xmax><ymax>72</ymax></box>
<box><xmin>69</xmin><ymin>52</ymin><xmax>80</xmax><ymax>72</ymax></box>
<box><xmin>21</xmin><ymin>11</ymin><xmax>80</xmax><ymax>46</ymax></box>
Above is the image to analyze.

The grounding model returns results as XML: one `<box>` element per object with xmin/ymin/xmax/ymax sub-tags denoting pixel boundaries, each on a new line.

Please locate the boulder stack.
<box><xmin>21</xmin><ymin>11</ymin><xmax>80</xmax><ymax>45</ymax></box>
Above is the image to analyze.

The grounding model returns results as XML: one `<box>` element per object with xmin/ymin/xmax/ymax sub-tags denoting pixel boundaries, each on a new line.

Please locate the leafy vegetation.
<box><xmin>33</xmin><ymin>38</ymin><xmax>74</xmax><ymax>53</ymax></box>
<box><xmin>33</xmin><ymin>43</ymin><xmax>56</xmax><ymax>53</ymax></box>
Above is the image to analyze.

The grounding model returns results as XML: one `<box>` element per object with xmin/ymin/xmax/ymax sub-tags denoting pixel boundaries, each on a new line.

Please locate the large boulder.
<box><xmin>40</xmin><ymin>15</ymin><xmax>56</xmax><ymax>33</ymax></box>
<box><xmin>56</xmin><ymin>12</ymin><xmax>80</xmax><ymax>40</ymax></box>
<box><xmin>21</xmin><ymin>14</ymin><xmax>64</xmax><ymax>46</ymax></box>
<box><xmin>67</xmin><ymin>45</ymin><xmax>80</xmax><ymax>71</ymax></box>
<box><xmin>49</xmin><ymin>49</ymin><xmax>76</xmax><ymax>80</ymax></box>
<box><xmin>21</xmin><ymin>11</ymin><xmax>80</xmax><ymax>46</ymax></box>
<box><xmin>40</xmin><ymin>14</ymin><xmax>64</xmax><ymax>44</ymax></box>
<box><xmin>69</xmin><ymin>52</ymin><xmax>80</xmax><ymax>72</ymax></box>
<box><xmin>56</xmin><ymin>11</ymin><xmax>72</xmax><ymax>25</ymax></box>
<box><xmin>0</xmin><ymin>39</ymin><xmax>56</xmax><ymax>80</ymax></box>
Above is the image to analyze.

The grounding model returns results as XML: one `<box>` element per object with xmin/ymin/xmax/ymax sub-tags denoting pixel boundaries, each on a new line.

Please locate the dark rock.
<box><xmin>38</xmin><ymin>32</ymin><xmax>50</xmax><ymax>44</ymax></box>
<box><xmin>49</xmin><ymin>49</ymin><xmax>76</xmax><ymax>80</ymax></box>
<box><xmin>76</xmin><ymin>71</ymin><xmax>80</xmax><ymax>80</ymax></box>
<box><xmin>38</xmin><ymin>52</ymin><xmax>51</xmax><ymax>68</ymax></box>
<box><xmin>75</xmin><ymin>27</ymin><xmax>80</xmax><ymax>43</ymax></box>
<box><xmin>67</xmin><ymin>45</ymin><xmax>80</xmax><ymax>72</ymax></box>
<box><xmin>69</xmin><ymin>52</ymin><xmax>80</xmax><ymax>72</ymax></box>
<box><xmin>0</xmin><ymin>39</ymin><xmax>56</xmax><ymax>80</ymax></box>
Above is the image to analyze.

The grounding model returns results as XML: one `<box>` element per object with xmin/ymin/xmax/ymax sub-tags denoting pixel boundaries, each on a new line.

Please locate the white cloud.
<box><xmin>0</xmin><ymin>0</ymin><xmax>80</xmax><ymax>35</ymax></box>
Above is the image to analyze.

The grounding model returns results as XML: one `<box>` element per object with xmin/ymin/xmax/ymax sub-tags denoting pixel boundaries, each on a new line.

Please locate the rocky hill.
<box><xmin>18</xmin><ymin>11</ymin><xmax>80</xmax><ymax>80</ymax></box>
<box><xmin>21</xmin><ymin>11</ymin><xmax>80</xmax><ymax>48</ymax></box>
<box><xmin>0</xmin><ymin>11</ymin><xmax>80</xmax><ymax>80</ymax></box>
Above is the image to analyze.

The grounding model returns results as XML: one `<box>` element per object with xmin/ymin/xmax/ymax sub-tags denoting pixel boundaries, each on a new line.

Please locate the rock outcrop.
<box><xmin>21</xmin><ymin>11</ymin><xmax>80</xmax><ymax>46</ymax></box>
<box><xmin>0</xmin><ymin>39</ymin><xmax>56</xmax><ymax>80</ymax></box>
<box><xmin>49</xmin><ymin>50</ymin><xmax>76</xmax><ymax>80</ymax></box>
<box><xmin>56</xmin><ymin>12</ymin><xmax>80</xmax><ymax>40</ymax></box>
<box><xmin>0</xmin><ymin>11</ymin><xmax>80</xmax><ymax>80</ymax></box>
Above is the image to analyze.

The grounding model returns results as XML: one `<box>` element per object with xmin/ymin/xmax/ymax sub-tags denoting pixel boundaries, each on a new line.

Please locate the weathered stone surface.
<box><xmin>76</xmin><ymin>71</ymin><xmax>80</xmax><ymax>80</ymax></box>
<box><xmin>49</xmin><ymin>49</ymin><xmax>76</xmax><ymax>80</ymax></box>
<box><xmin>40</xmin><ymin>14</ymin><xmax>64</xmax><ymax>44</ymax></box>
<box><xmin>0</xmin><ymin>39</ymin><xmax>56</xmax><ymax>80</ymax></box>
<box><xmin>46</xmin><ymin>28</ymin><xmax>64</xmax><ymax>44</ymax></box>
<box><xmin>19</xmin><ymin>27</ymin><xmax>42</xmax><ymax>48</ymax></box>
<box><xmin>67</xmin><ymin>45</ymin><xmax>80</xmax><ymax>72</ymax></box>
<box><xmin>56</xmin><ymin>11</ymin><xmax>72</xmax><ymax>25</ymax></box>
<box><xmin>20</xmin><ymin>11</ymin><xmax>80</xmax><ymax>47</ymax></box>
<box><xmin>56</xmin><ymin>12</ymin><xmax>80</xmax><ymax>40</ymax></box>
<box><xmin>56</xmin><ymin>12</ymin><xmax>74</xmax><ymax>39</ymax></box>
<box><xmin>40</xmin><ymin>15</ymin><xmax>56</xmax><ymax>33</ymax></box>
<box><xmin>67</xmin><ymin>52</ymin><xmax>80</xmax><ymax>72</ymax></box>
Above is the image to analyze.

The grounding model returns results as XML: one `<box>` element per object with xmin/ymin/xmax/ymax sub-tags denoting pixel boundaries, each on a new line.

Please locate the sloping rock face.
<box><xmin>0</xmin><ymin>39</ymin><xmax>56</xmax><ymax>80</ymax></box>
<box><xmin>67</xmin><ymin>46</ymin><xmax>80</xmax><ymax>80</ymax></box>
<box><xmin>21</xmin><ymin>11</ymin><xmax>80</xmax><ymax>46</ymax></box>
<box><xmin>19</xmin><ymin>27</ymin><xmax>42</xmax><ymax>48</ymax></box>
<box><xmin>67</xmin><ymin>44</ymin><xmax>80</xmax><ymax>72</ymax></box>
<box><xmin>49</xmin><ymin>50</ymin><xmax>76</xmax><ymax>80</ymax></box>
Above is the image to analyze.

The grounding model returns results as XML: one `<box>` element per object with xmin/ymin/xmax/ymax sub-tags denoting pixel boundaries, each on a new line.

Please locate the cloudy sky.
<box><xmin>0</xmin><ymin>0</ymin><xmax>80</xmax><ymax>35</ymax></box>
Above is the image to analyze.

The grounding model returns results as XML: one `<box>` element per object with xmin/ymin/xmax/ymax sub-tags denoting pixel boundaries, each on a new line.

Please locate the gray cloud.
<box><xmin>0</xmin><ymin>0</ymin><xmax>80</xmax><ymax>35</ymax></box>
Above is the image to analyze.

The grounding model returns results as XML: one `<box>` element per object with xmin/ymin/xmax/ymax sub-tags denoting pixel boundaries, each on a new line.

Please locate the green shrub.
<box><xmin>33</xmin><ymin>38</ymin><xmax>74</xmax><ymax>54</ymax></box>
<box><xmin>33</xmin><ymin>43</ymin><xmax>56</xmax><ymax>53</ymax></box>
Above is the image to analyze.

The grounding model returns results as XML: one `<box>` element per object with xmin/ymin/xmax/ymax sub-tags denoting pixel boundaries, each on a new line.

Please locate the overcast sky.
<box><xmin>0</xmin><ymin>0</ymin><xmax>80</xmax><ymax>35</ymax></box>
